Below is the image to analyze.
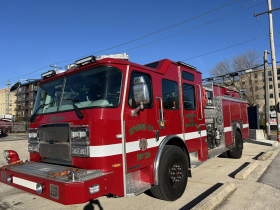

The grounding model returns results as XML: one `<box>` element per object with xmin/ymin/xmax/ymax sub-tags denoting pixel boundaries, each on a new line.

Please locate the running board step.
<box><xmin>126</xmin><ymin>170</ymin><xmax>151</xmax><ymax>197</ymax></box>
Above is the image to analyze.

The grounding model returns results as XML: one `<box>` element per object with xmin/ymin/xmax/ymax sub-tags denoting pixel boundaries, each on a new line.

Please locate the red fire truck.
<box><xmin>0</xmin><ymin>118</ymin><xmax>26</xmax><ymax>137</ymax></box>
<box><xmin>0</xmin><ymin>54</ymin><xmax>249</xmax><ymax>204</ymax></box>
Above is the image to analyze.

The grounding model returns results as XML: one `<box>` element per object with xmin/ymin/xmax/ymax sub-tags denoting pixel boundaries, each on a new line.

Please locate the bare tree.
<box><xmin>208</xmin><ymin>49</ymin><xmax>262</xmax><ymax>106</ymax></box>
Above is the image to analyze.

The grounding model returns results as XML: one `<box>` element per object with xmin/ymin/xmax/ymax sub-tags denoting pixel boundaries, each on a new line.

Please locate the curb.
<box><xmin>258</xmin><ymin>151</ymin><xmax>273</xmax><ymax>161</ymax></box>
<box><xmin>245</xmin><ymin>139</ymin><xmax>278</xmax><ymax>147</ymax></box>
<box><xmin>235</xmin><ymin>160</ymin><xmax>259</xmax><ymax>180</ymax></box>
<box><xmin>191</xmin><ymin>182</ymin><xmax>236</xmax><ymax>210</ymax></box>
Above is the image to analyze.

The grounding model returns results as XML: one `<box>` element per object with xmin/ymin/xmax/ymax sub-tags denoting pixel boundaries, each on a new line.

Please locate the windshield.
<box><xmin>33</xmin><ymin>65</ymin><xmax>123</xmax><ymax>115</ymax></box>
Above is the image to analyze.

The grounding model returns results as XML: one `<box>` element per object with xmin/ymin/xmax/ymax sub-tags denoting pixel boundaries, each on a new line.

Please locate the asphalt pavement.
<box><xmin>258</xmin><ymin>150</ymin><xmax>280</xmax><ymax>190</ymax></box>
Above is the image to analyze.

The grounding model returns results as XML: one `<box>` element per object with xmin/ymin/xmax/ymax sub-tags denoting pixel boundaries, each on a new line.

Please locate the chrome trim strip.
<box><xmin>153</xmin><ymin>135</ymin><xmax>190</xmax><ymax>185</ymax></box>
<box><xmin>196</xmin><ymin>84</ymin><xmax>203</xmax><ymax>120</ymax></box>
<box><xmin>178</xmin><ymin>66</ymin><xmax>185</xmax><ymax>141</ymax></box>
<box><xmin>121</xmin><ymin>64</ymin><xmax>130</xmax><ymax>196</ymax></box>
<box><xmin>70</xmin><ymin>125</ymin><xmax>89</xmax><ymax>128</ymax></box>
<box><xmin>221</xmin><ymin>96</ymin><xmax>247</xmax><ymax>103</ymax></box>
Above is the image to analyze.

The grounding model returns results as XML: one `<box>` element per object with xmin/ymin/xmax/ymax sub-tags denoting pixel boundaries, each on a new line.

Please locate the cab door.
<box><xmin>180</xmin><ymin>70</ymin><xmax>207</xmax><ymax>161</ymax></box>
<box><xmin>123</xmin><ymin>70</ymin><xmax>158</xmax><ymax>174</ymax></box>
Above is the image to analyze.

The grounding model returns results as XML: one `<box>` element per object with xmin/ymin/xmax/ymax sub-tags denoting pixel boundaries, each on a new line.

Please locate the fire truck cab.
<box><xmin>1</xmin><ymin>54</ymin><xmax>249</xmax><ymax>204</ymax></box>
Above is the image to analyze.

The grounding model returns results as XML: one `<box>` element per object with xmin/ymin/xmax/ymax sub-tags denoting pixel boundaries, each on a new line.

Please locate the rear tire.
<box><xmin>0</xmin><ymin>128</ymin><xmax>2</xmax><ymax>137</ymax></box>
<box><xmin>228</xmin><ymin>131</ymin><xmax>243</xmax><ymax>159</ymax></box>
<box><xmin>150</xmin><ymin>145</ymin><xmax>188</xmax><ymax>201</ymax></box>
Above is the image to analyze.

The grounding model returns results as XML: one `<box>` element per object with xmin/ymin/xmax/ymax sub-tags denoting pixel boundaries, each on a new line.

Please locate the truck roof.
<box><xmin>40</xmin><ymin>57</ymin><xmax>202</xmax><ymax>84</ymax></box>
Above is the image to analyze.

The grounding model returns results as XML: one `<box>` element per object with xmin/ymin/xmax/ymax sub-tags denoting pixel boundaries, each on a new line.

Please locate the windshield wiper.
<box><xmin>30</xmin><ymin>101</ymin><xmax>56</xmax><ymax>123</ymax></box>
<box><xmin>63</xmin><ymin>98</ymin><xmax>85</xmax><ymax>119</ymax></box>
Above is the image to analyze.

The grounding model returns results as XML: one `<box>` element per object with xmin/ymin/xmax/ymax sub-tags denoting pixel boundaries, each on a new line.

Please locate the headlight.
<box><xmin>3</xmin><ymin>150</ymin><xmax>9</xmax><ymax>159</ymax></box>
<box><xmin>71</xmin><ymin>128</ymin><xmax>89</xmax><ymax>146</ymax></box>
<box><xmin>71</xmin><ymin>146</ymin><xmax>89</xmax><ymax>157</ymax></box>
<box><xmin>71</xmin><ymin>129</ymin><xmax>88</xmax><ymax>140</ymax></box>
<box><xmin>28</xmin><ymin>130</ymin><xmax>39</xmax><ymax>140</ymax></box>
<box><xmin>28</xmin><ymin>144</ymin><xmax>39</xmax><ymax>153</ymax></box>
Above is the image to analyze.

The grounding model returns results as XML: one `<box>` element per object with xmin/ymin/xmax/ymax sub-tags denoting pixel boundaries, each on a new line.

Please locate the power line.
<box><xmin>119</xmin><ymin>2</ymin><xmax>266</xmax><ymax>54</ymax></box>
<box><xmin>0</xmin><ymin>0</ymin><xmax>242</xmax><ymax>86</ymax></box>
<box><xmin>182</xmin><ymin>35</ymin><xmax>268</xmax><ymax>61</ymax></box>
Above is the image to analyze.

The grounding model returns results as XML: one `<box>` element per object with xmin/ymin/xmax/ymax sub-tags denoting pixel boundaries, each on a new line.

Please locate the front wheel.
<box><xmin>0</xmin><ymin>128</ymin><xmax>2</xmax><ymax>137</ymax></box>
<box><xmin>228</xmin><ymin>131</ymin><xmax>243</xmax><ymax>159</ymax></box>
<box><xmin>150</xmin><ymin>145</ymin><xmax>188</xmax><ymax>201</ymax></box>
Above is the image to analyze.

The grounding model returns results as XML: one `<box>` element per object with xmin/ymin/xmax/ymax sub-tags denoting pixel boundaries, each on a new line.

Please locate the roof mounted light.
<box><xmin>177</xmin><ymin>61</ymin><xmax>197</xmax><ymax>70</ymax></box>
<box><xmin>75</xmin><ymin>55</ymin><xmax>96</xmax><ymax>66</ymax></box>
<box><xmin>96</xmin><ymin>53</ymin><xmax>129</xmax><ymax>61</ymax></box>
<box><xmin>41</xmin><ymin>70</ymin><xmax>56</xmax><ymax>79</ymax></box>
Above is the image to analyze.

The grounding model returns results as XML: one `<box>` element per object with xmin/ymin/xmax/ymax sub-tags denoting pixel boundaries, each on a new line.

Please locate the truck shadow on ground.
<box><xmin>179</xmin><ymin>183</ymin><xmax>223</xmax><ymax>210</ymax></box>
<box><xmin>83</xmin><ymin>199</ymin><xmax>103</xmax><ymax>210</ymax></box>
<box><xmin>228</xmin><ymin>162</ymin><xmax>250</xmax><ymax>178</ymax></box>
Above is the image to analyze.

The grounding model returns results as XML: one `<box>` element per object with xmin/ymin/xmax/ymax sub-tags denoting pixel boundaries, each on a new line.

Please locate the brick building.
<box><xmin>15</xmin><ymin>80</ymin><xmax>40</xmax><ymax>119</ymax></box>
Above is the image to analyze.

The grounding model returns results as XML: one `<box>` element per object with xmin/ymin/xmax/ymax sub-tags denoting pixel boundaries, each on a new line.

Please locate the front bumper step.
<box><xmin>0</xmin><ymin>161</ymin><xmax>114</xmax><ymax>205</ymax></box>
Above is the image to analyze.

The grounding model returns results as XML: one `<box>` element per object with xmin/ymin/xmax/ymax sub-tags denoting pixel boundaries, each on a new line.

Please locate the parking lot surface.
<box><xmin>1</xmin><ymin>134</ymin><xmax>280</xmax><ymax>210</ymax></box>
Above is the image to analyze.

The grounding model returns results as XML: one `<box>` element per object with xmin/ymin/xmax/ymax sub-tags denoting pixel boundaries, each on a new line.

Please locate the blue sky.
<box><xmin>0</xmin><ymin>0</ymin><xmax>280</xmax><ymax>89</ymax></box>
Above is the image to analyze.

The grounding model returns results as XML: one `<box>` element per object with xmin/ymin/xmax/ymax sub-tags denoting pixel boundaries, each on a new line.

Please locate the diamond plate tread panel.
<box><xmin>8</xmin><ymin>162</ymin><xmax>104</xmax><ymax>183</ymax></box>
<box><xmin>126</xmin><ymin>170</ymin><xmax>151</xmax><ymax>196</ymax></box>
<box><xmin>1</xmin><ymin>171</ymin><xmax>6</xmax><ymax>182</ymax></box>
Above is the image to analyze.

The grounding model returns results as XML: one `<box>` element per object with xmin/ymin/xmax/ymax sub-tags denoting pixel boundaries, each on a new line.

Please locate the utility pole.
<box><xmin>264</xmin><ymin>50</ymin><xmax>270</xmax><ymax>138</ymax></box>
<box><xmin>7</xmin><ymin>79</ymin><xmax>10</xmax><ymax>115</ymax></box>
<box><xmin>254</xmin><ymin>0</ymin><xmax>280</xmax><ymax>141</ymax></box>
<box><xmin>50</xmin><ymin>64</ymin><xmax>62</xmax><ymax>73</ymax></box>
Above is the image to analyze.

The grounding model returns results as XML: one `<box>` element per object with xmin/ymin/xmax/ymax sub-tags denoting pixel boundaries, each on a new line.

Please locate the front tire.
<box><xmin>228</xmin><ymin>131</ymin><xmax>243</xmax><ymax>159</ymax></box>
<box><xmin>150</xmin><ymin>145</ymin><xmax>188</xmax><ymax>201</ymax></box>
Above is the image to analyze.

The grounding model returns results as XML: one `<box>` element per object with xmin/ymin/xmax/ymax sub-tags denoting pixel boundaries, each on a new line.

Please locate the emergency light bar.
<box><xmin>75</xmin><ymin>55</ymin><xmax>96</xmax><ymax>66</ymax></box>
<box><xmin>177</xmin><ymin>61</ymin><xmax>197</xmax><ymax>70</ymax></box>
<box><xmin>96</xmin><ymin>53</ymin><xmax>129</xmax><ymax>61</ymax></box>
<box><xmin>41</xmin><ymin>70</ymin><xmax>56</xmax><ymax>79</ymax></box>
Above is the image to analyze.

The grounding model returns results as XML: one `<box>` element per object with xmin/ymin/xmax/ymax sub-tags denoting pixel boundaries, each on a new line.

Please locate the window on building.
<box><xmin>255</xmin><ymin>80</ymin><xmax>258</xmax><ymax>83</ymax></box>
<box><xmin>255</xmin><ymin>87</ymin><xmax>258</xmax><ymax>91</ymax></box>
<box><xmin>182</xmin><ymin>83</ymin><xmax>196</xmax><ymax>110</ymax></box>
<box><xmin>162</xmin><ymin>79</ymin><xmax>179</xmax><ymax>110</ymax></box>
<box><xmin>270</xmin><ymin>94</ymin><xmax>274</xmax><ymax>98</ymax></box>
<box><xmin>263</xmin><ymin>79</ymin><xmax>265</xmax><ymax>82</ymax></box>
<box><xmin>128</xmin><ymin>71</ymin><xmax>153</xmax><ymax>108</ymax></box>
<box><xmin>277</xmin><ymin>69</ymin><xmax>280</xmax><ymax>75</ymax></box>
<box><xmin>279</xmin><ymin>93</ymin><xmax>280</xmax><ymax>98</ymax></box>
<box><xmin>278</xmin><ymin>76</ymin><xmax>280</xmax><ymax>80</ymax></box>
<box><xmin>278</xmin><ymin>84</ymin><xmax>280</xmax><ymax>88</ymax></box>
<box><xmin>269</xmin><ymin>85</ymin><xmax>273</xmax><ymax>89</ymax></box>
<box><xmin>254</xmin><ymin>73</ymin><xmax>257</xmax><ymax>78</ymax></box>
<box><xmin>242</xmin><ymin>81</ymin><xmax>245</xmax><ymax>85</ymax></box>
<box><xmin>250</xmin><ymin>87</ymin><xmax>252</xmax><ymax>91</ymax></box>
<box><xmin>31</xmin><ymin>84</ymin><xmax>33</xmax><ymax>91</ymax></box>
<box><xmin>262</xmin><ymin>72</ymin><xmax>264</xmax><ymax>77</ymax></box>
<box><xmin>269</xmin><ymin>78</ymin><xmax>273</xmax><ymax>81</ymax></box>
<box><xmin>268</xmin><ymin>71</ymin><xmax>272</xmax><ymax>76</ymax></box>
<box><xmin>30</xmin><ymin>101</ymin><xmax>33</xmax><ymax>108</ymax></box>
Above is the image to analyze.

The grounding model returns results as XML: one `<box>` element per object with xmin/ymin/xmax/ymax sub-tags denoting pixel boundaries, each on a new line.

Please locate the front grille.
<box><xmin>40</xmin><ymin>142</ymin><xmax>70</xmax><ymax>160</ymax></box>
<box><xmin>1</xmin><ymin>171</ymin><xmax>6</xmax><ymax>182</ymax></box>
<box><xmin>50</xmin><ymin>184</ymin><xmax>59</xmax><ymax>200</ymax></box>
<box><xmin>39</xmin><ymin>123</ymin><xmax>69</xmax><ymax>142</ymax></box>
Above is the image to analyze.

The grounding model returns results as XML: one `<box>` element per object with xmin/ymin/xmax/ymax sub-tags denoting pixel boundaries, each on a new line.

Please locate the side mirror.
<box><xmin>133</xmin><ymin>76</ymin><xmax>150</xmax><ymax>104</ymax></box>
<box><xmin>10</xmin><ymin>82</ymin><xmax>21</xmax><ymax>92</ymax></box>
<box><xmin>131</xmin><ymin>76</ymin><xmax>150</xmax><ymax>117</ymax></box>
